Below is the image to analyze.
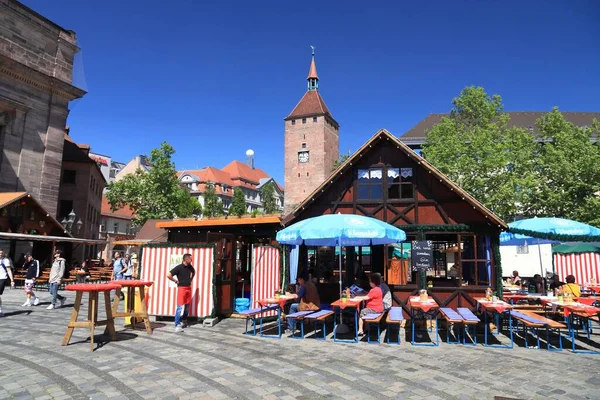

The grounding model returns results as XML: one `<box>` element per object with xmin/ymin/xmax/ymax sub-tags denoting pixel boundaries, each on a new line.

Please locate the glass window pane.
<box><xmin>388</xmin><ymin>184</ymin><xmax>400</xmax><ymax>199</ymax></box>
<box><xmin>369</xmin><ymin>169</ymin><xmax>383</xmax><ymax>182</ymax></box>
<box><xmin>358</xmin><ymin>185</ymin><xmax>369</xmax><ymax>200</ymax></box>
<box><xmin>358</xmin><ymin>169</ymin><xmax>369</xmax><ymax>183</ymax></box>
<box><xmin>387</xmin><ymin>168</ymin><xmax>400</xmax><ymax>184</ymax></box>
<box><xmin>400</xmin><ymin>168</ymin><xmax>413</xmax><ymax>183</ymax></box>
<box><xmin>461</xmin><ymin>260</ymin><xmax>476</xmax><ymax>284</ymax></box>
<box><xmin>371</xmin><ymin>185</ymin><xmax>382</xmax><ymax>199</ymax></box>
<box><xmin>477</xmin><ymin>261</ymin><xmax>491</xmax><ymax>286</ymax></box>
<box><xmin>461</xmin><ymin>236</ymin><xmax>475</xmax><ymax>260</ymax></box>
<box><xmin>477</xmin><ymin>236</ymin><xmax>490</xmax><ymax>260</ymax></box>
<box><xmin>400</xmin><ymin>184</ymin><xmax>413</xmax><ymax>199</ymax></box>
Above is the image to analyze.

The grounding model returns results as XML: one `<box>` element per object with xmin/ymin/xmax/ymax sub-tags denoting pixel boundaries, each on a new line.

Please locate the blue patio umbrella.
<box><xmin>502</xmin><ymin>217</ymin><xmax>600</xmax><ymax>280</ymax></box>
<box><xmin>277</xmin><ymin>214</ymin><xmax>406</xmax><ymax>334</ymax></box>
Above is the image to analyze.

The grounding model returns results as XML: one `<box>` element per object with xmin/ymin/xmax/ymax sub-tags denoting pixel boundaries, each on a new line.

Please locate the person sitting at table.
<box><xmin>379</xmin><ymin>276</ymin><xmax>392</xmax><ymax>311</ymax></box>
<box><xmin>354</xmin><ymin>273</ymin><xmax>384</xmax><ymax>336</ymax></box>
<box><xmin>76</xmin><ymin>260</ymin><xmax>90</xmax><ymax>284</ymax></box>
<box><xmin>528</xmin><ymin>274</ymin><xmax>544</xmax><ymax>294</ymax></box>
<box><xmin>286</xmin><ymin>272</ymin><xmax>320</xmax><ymax>332</ymax></box>
<box><xmin>549</xmin><ymin>274</ymin><xmax>565</xmax><ymax>294</ymax></box>
<box><xmin>560</xmin><ymin>275</ymin><xmax>581</xmax><ymax>297</ymax></box>
<box><xmin>509</xmin><ymin>270</ymin><xmax>522</xmax><ymax>286</ymax></box>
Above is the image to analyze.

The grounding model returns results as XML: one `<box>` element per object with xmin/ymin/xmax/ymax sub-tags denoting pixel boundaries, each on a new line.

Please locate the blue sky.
<box><xmin>22</xmin><ymin>0</ymin><xmax>600</xmax><ymax>184</ymax></box>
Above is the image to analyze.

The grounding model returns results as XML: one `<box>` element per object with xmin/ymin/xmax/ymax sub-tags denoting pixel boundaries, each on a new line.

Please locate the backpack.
<box><xmin>61</xmin><ymin>260</ymin><xmax>70</xmax><ymax>279</ymax></box>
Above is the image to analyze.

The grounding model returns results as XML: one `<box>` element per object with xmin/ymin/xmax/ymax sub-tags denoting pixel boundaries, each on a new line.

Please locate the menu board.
<box><xmin>411</xmin><ymin>240</ymin><xmax>433</xmax><ymax>272</ymax></box>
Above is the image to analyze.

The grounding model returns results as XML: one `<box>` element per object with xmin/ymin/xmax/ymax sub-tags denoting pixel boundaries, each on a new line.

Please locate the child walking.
<box><xmin>22</xmin><ymin>254</ymin><xmax>40</xmax><ymax>306</ymax></box>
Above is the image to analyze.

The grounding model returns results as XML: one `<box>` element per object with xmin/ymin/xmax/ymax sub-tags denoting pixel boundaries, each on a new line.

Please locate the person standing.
<box><xmin>47</xmin><ymin>250</ymin><xmax>66</xmax><ymax>310</ymax></box>
<box><xmin>22</xmin><ymin>254</ymin><xmax>40</xmax><ymax>306</ymax></box>
<box><xmin>0</xmin><ymin>249</ymin><xmax>15</xmax><ymax>317</ymax></box>
<box><xmin>167</xmin><ymin>253</ymin><xmax>195</xmax><ymax>332</ymax></box>
<box><xmin>111</xmin><ymin>252</ymin><xmax>125</xmax><ymax>280</ymax></box>
<box><xmin>122</xmin><ymin>254</ymin><xmax>134</xmax><ymax>280</ymax></box>
<box><xmin>111</xmin><ymin>252</ymin><xmax>125</xmax><ymax>300</ymax></box>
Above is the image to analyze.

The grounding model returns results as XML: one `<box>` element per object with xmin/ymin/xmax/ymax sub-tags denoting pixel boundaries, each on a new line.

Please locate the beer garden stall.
<box><xmin>138</xmin><ymin>216</ymin><xmax>284</xmax><ymax>318</ymax></box>
<box><xmin>282</xmin><ymin>129</ymin><xmax>508</xmax><ymax>317</ymax></box>
<box><xmin>0</xmin><ymin>192</ymin><xmax>106</xmax><ymax>271</ymax></box>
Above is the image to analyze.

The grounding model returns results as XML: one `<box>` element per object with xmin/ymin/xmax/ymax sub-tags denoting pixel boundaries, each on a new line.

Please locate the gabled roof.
<box><xmin>0</xmin><ymin>192</ymin><xmax>27</xmax><ymax>208</ymax></box>
<box><xmin>284</xmin><ymin>90</ymin><xmax>334</xmax><ymax>121</ymax></box>
<box><xmin>400</xmin><ymin>111</ymin><xmax>600</xmax><ymax>144</ymax></box>
<box><xmin>134</xmin><ymin>219</ymin><xmax>169</xmax><ymax>243</ymax></box>
<box><xmin>101</xmin><ymin>196</ymin><xmax>134</xmax><ymax>219</ymax></box>
<box><xmin>284</xmin><ymin>129</ymin><xmax>507</xmax><ymax>229</ymax></box>
<box><xmin>222</xmin><ymin>160</ymin><xmax>269</xmax><ymax>185</ymax></box>
<box><xmin>0</xmin><ymin>192</ymin><xmax>73</xmax><ymax>237</ymax></box>
<box><xmin>179</xmin><ymin>168</ymin><xmax>235</xmax><ymax>187</ymax></box>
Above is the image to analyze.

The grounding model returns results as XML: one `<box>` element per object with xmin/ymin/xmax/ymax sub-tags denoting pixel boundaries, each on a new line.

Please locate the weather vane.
<box><xmin>310</xmin><ymin>45</ymin><xmax>316</xmax><ymax>55</ymax></box>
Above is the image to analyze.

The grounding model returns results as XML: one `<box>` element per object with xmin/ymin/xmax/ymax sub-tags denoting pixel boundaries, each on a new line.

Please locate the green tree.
<box><xmin>422</xmin><ymin>86</ymin><xmax>539</xmax><ymax>220</ymax></box>
<box><xmin>230</xmin><ymin>188</ymin><xmax>247</xmax><ymax>217</ymax></box>
<box><xmin>106</xmin><ymin>142</ymin><xmax>199</xmax><ymax>226</ymax></box>
<box><xmin>531</xmin><ymin>109</ymin><xmax>600</xmax><ymax>225</ymax></box>
<box><xmin>332</xmin><ymin>153</ymin><xmax>350</xmax><ymax>171</ymax></box>
<box><xmin>261</xmin><ymin>181</ymin><xmax>278</xmax><ymax>214</ymax></box>
<box><xmin>203</xmin><ymin>181</ymin><xmax>223</xmax><ymax>218</ymax></box>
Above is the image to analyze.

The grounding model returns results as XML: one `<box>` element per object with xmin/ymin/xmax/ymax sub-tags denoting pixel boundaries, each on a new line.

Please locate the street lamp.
<box><xmin>61</xmin><ymin>209</ymin><xmax>83</xmax><ymax>234</ymax></box>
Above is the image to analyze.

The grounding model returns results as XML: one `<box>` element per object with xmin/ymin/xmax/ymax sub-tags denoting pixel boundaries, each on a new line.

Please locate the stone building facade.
<box><xmin>0</xmin><ymin>0</ymin><xmax>85</xmax><ymax>217</ymax></box>
<box><xmin>59</xmin><ymin>135</ymin><xmax>105</xmax><ymax>260</ymax></box>
<box><xmin>283</xmin><ymin>52</ymin><xmax>339</xmax><ymax>215</ymax></box>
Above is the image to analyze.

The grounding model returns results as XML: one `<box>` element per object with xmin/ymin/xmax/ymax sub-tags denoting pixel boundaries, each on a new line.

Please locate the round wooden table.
<box><xmin>110</xmin><ymin>280</ymin><xmax>154</xmax><ymax>334</ymax></box>
<box><xmin>62</xmin><ymin>283</ymin><xmax>120</xmax><ymax>351</ymax></box>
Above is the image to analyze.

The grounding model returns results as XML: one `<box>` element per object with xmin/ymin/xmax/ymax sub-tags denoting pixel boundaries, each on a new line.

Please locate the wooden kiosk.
<box><xmin>283</xmin><ymin>129</ymin><xmax>508</xmax><ymax>317</ymax></box>
<box><xmin>154</xmin><ymin>216</ymin><xmax>282</xmax><ymax>316</ymax></box>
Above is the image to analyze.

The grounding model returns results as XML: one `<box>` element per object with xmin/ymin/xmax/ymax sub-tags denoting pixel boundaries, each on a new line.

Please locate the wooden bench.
<box><xmin>237</xmin><ymin>305</ymin><xmax>279</xmax><ymax>336</ymax></box>
<box><xmin>304</xmin><ymin>310</ymin><xmax>335</xmax><ymax>340</ymax></box>
<box><xmin>438</xmin><ymin>308</ymin><xmax>480</xmax><ymax>345</ymax></box>
<box><xmin>362</xmin><ymin>311</ymin><xmax>385</xmax><ymax>344</ymax></box>
<box><xmin>285</xmin><ymin>310</ymin><xmax>318</xmax><ymax>339</ymax></box>
<box><xmin>457</xmin><ymin>308</ymin><xmax>480</xmax><ymax>346</ymax></box>
<box><xmin>386</xmin><ymin>307</ymin><xmax>405</xmax><ymax>345</ymax></box>
<box><xmin>510</xmin><ymin>310</ymin><xmax>566</xmax><ymax>351</ymax></box>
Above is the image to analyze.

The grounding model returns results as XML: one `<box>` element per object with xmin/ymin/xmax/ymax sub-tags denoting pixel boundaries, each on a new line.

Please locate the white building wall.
<box><xmin>500</xmin><ymin>243</ymin><xmax>554</xmax><ymax>278</ymax></box>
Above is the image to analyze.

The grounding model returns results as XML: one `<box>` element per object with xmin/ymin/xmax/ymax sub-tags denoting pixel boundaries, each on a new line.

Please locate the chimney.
<box><xmin>246</xmin><ymin>149</ymin><xmax>255</xmax><ymax>169</ymax></box>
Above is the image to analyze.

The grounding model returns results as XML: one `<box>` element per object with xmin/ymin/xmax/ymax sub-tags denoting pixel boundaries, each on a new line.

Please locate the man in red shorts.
<box><xmin>167</xmin><ymin>253</ymin><xmax>195</xmax><ymax>332</ymax></box>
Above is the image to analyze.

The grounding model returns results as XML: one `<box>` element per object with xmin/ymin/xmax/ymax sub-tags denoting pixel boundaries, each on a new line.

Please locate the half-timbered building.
<box><xmin>283</xmin><ymin>129</ymin><xmax>508</xmax><ymax>312</ymax></box>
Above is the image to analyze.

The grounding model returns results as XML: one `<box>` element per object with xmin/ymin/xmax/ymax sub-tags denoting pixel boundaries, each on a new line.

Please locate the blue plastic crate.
<box><xmin>235</xmin><ymin>298</ymin><xmax>250</xmax><ymax>313</ymax></box>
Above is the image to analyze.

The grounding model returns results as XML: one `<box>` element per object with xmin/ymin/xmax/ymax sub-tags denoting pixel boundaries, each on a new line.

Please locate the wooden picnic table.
<box><xmin>257</xmin><ymin>295</ymin><xmax>295</xmax><ymax>338</ymax></box>
<box><xmin>408</xmin><ymin>296</ymin><xmax>439</xmax><ymax>346</ymax></box>
<box><xmin>62</xmin><ymin>283</ymin><xmax>120</xmax><ymax>352</ymax></box>
<box><xmin>476</xmin><ymin>298</ymin><xmax>514</xmax><ymax>348</ymax></box>
<box><xmin>330</xmin><ymin>298</ymin><xmax>362</xmax><ymax>343</ymax></box>
<box><xmin>111</xmin><ymin>280</ymin><xmax>154</xmax><ymax>334</ymax></box>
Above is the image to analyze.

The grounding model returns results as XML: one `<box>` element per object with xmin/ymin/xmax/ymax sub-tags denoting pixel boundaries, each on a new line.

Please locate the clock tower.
<box><xmin>283</xmin><ymin>49</ymin><xmax>340</xmax><ymax>215</ymax></box>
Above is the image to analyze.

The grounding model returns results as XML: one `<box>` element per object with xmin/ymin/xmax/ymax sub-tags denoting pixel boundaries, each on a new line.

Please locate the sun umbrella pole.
<box><xmin>537</xmin><ymin>239</ymin><xmax>544</xmax><ymax>289</ymax></box>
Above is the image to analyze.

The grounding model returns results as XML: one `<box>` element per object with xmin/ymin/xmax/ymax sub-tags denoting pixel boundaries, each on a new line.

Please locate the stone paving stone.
<box><xmin>0</xmin><ymin>290</ymin><xmax>599</xmax><ymax>400</ymax></box>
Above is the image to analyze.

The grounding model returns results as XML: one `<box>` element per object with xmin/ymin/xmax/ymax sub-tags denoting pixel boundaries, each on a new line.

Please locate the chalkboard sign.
<box><xmin>411</xmin><ymin>240</ymin><xmax>433</xmax><ymax>272</ymax></box>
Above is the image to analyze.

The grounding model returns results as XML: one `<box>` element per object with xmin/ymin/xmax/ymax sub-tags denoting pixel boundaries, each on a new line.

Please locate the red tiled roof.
<box><xmin>101</xmin><ymin>196</ymin><xmax>134</xmax><ymax>219</ymax></box>
<box><xmin>222</xmin><ymin>160</ymin><xmax>269</xmax><ymax>185</ymax></box>
<box><xmin>179</xmin><ymin>162</ymin><xmax>282</xmax><ymax>194</ymax></box>
<box><xmin>307</xmin><ymin>58</ymin><xmax>318</xmax><ymax>79</ymax></box>
<box><xmin>285</xmin><ymin>90</ymin><xmax>333</xmax><ymax>120</ymax></box>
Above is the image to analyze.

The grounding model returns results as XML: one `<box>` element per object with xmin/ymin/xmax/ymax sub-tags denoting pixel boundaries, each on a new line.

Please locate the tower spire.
<box><xmin>307</xmin><ymin>45</ymin><xmax>319</xmax><ymax>91</ymax></box>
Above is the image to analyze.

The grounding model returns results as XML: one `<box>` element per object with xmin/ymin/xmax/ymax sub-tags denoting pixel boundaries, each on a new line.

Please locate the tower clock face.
<box><xmin>298</xmin><ymin>151</ymin><xmax>309</xmax><ymax>163</ymax></box>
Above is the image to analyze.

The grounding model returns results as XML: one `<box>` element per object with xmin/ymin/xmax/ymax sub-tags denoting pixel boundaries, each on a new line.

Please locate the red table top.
<box><xmin>409</xmin><ymin>296</ymin><xmax>439</xmax><ymax>312</ymax></box>
<box><xmin>65</xmin><ymin>283</ymin><xmax>121</xmax><ymax>292</ymax></box>
<box><xmin>110</xmin><ymin>280</ymin><xmax>153</xmax><ymax>287</ymax></box>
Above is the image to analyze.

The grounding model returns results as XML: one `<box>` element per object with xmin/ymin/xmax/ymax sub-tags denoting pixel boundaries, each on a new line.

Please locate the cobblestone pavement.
<box><xmin>0</xmin><ymin>289</ymin><xmax>599</xmax><ymax>400</ymax></box>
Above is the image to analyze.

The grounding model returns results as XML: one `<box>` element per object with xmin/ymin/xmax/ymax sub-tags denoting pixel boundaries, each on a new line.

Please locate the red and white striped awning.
<box><xmin>554</xmin><ymin>252</ymin><xmax>600</xmax><ymax>284</ymax></box>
